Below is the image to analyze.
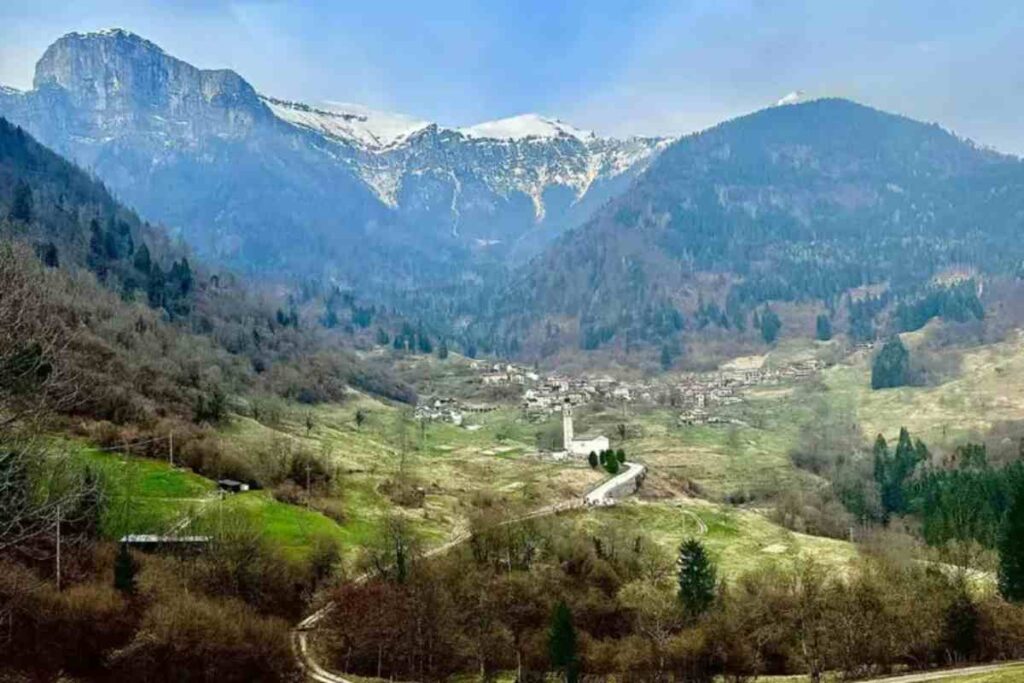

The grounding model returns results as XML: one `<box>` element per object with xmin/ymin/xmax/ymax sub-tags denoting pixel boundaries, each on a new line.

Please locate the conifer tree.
<box><xmin>677</xmin><ymin>538</ymin><xmax>716</xmax><ymax>620</ymax></box>
<box><xmin>548</xmin><ymin>601</ymin><xmax>578</xmax><ymax>682</ymax></box>
<box><xmin>87</xmin><ymin>218</ymin><xmax>106</xmax><ymax>268</ymax></box>
<box><xmin>872</xmin><ymin>336</ymin><xmax>910</xmax><ymax>389</ymax></box>
<box><xmin>999</xmin><ymin>477</ymin><xmax>1024</xmax><ymax>602</ymax></box>
<box><xmin>604</xmin><ymin>455</ymin><xmax>620</xmax><ymax>475</ymax></box>
<box><xmin>760</xmin><ymin>306</ymin><xmax>781</xmax><ymax>344</ymax></box>
<box><xmin>11</xmin><ymin>180</ymin><xmax>32</xmax><ymax>222</ymax></box>
<box><xmin>815</xmin><ymin>314</ymin><xmax>833</xmax><ymax>341</ymax></box>
<box><xmin>660</xmin><ymin>345</ymin><xmax>673</xmax><ymax>371</ymax></box>
<box><xmin>133</xmin><ymin>242</ymin><xmax>152</xmax><ymax>274</ymax></box>
<box><xmin>587</xmin><ymin>451</ymin><xmax>598</xmax><ymax>469</ymax></box>
<box><xmin>114</xmin><ymin>543</ymin><xmax>137</xmax><ymax>594</ymax></box>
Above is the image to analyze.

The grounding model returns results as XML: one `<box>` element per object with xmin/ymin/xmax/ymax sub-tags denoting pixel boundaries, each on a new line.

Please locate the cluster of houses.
<box><xmin>675</xmin><ymin>359</ymin><xmax>826</xmax><ymax>424</ymax></box>
<box><xmin>414</xmin><ymin>396</ymin><xmax>497</xmax><ymax>426</ymax></box>
<box><xmin>418</xmin><ymin>357</ymin><xmax>826</xmax><ymax>436</ymax></box>
<box><xmin>471</xmin><ymin>358</ymin><xmax>826</xmax><ymax>425</ymax></box>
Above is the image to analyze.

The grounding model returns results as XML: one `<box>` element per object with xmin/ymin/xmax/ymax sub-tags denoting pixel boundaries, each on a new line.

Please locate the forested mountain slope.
<box><xmin>481</xmin><ymin>98</ymin><xmax>1024</xmax><ymax>358</ymax></box>
<box><xmin>0</xmin><ymin>115</ymin><xmax>413</xmax><ymax>427</ymax></box>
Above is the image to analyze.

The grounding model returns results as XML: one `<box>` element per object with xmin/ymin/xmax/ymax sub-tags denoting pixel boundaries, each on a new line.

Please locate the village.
<box><xmin>414</xmin><ymin>356</ymin><xmax>827</xmax><ymax>434</ymax></box>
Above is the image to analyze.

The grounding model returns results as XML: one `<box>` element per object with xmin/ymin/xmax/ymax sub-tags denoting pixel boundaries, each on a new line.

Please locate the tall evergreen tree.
<box><xmin>10</xmin><ymin>180</ymin><xmax>32</xmax><ymax>222</ymax></box>
<box><xmin>87</xmin><ymin>218</ymin><xmax>106</xmax><ymax>269</ymax></box>
<box><xmin>133</xmin><ymin>242</ymin><xmax>152</xmax><ymax>274</ymax></box>
<box><xmin>998</xmin><ymin>477</ymin><xmax>1024</xmax><ymax>602</ymax></box>
<box><xmin>872</xmin><ymin>336</ymin><xmax>910</xmax><ymax>389</ymax></box>
<box><xmin>660</xmin><ymin>344</ymin><xmax>673</xmax><ymax>370</ymax></box>
<box><xmin>677</xmin><ymin>538</ymin><xmax>717</xmax><ymax>620</ymax></box>
<box><xmin>873</xmin><ymin>428</ymin><xmax>927</xmax><ymax>520</ymax></box>
<box><xmin>548</xmin><ymin>601</ymin><xmax>578</xmax><ymax>682</ymax></box>
<box><xmin>760</xmin><ymin>306</ymin><xmax>782</xmax><ymax>344</ymax></box>
<box><xmin>815</xmin><ymin>314</ymin><xmax>832</xmax><ymax>341</ymax></box>
<box><xmin>114</xmin><ymin>543</ymin><xmax>137</xmax><ymax>594</ymax></box>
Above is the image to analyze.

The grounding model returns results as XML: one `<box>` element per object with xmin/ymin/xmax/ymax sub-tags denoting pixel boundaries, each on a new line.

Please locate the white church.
<box><xmin>561</xmin><ymin>401</ymin><xmax>609</xmax><ymax>457</ymax></box>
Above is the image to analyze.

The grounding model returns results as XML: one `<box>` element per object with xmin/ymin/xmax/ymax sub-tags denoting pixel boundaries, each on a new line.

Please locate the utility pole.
<box><xmin>306</xmin><ymin>462</ymin><xmax>312</xmax><ymax>507</ymax></box>
<box><xmin>169</xmin><ymin>432</ymin><xmax>174</xmax><ymax>468</ymax></box>
<box><xmin>55</xmin><ymin>504</ymin><xmax>61</xmax><ymax>592</ymax></box>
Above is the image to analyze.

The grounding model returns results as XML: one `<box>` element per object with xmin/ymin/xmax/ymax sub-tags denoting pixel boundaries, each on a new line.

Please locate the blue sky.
<box><xmin>2</xmin><ymin>0</ymin><xmax>1023</xmax><ymax>152</ymax></box>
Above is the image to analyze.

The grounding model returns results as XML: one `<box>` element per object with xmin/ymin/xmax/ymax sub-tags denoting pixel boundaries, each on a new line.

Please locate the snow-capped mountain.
<box><xmin>261</xmin><ymin>96</ymin><xmax>668</xmax><ymax>237</ymax></box>
<box><xmin>0</xmin><ymin>29</ymin><xmax>669</xmax><ymax>283</ymax></box>
<box><xmin>262</xmin><ymin>97</ymin><xmax>431</xmax><ymax>150</ymax></box>
<box><xmin>457</xmin><ymin>113</ymin><xmax>593</xmax><ymax>141</ymax></box>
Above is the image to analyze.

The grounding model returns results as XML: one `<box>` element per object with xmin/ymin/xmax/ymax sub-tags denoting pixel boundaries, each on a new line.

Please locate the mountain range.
<box><xmin>0</xmin><ymin>29</ymin><xmax>667</xmax><ymax>288</ymax></box>
<box><xmin>5</xmin><ymin>29</ymin><xmax>1024</xmax><ymax>364</ymax></box>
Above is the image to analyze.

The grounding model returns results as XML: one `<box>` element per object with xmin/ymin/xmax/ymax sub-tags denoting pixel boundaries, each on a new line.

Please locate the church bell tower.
<box><xmin>562</xmin><ymin>400</ymin><xmax>574</xmax><ymax>451</ymax></box>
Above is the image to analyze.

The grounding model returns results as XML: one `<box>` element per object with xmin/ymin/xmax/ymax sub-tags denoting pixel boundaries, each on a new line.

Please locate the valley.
<box><xmin>2</xmin><ymin>19</ymin><xmax>1024</xmax><ymax>683</ymax></box>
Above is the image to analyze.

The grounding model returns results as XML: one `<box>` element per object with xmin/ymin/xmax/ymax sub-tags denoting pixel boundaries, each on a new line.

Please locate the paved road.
<box><xmin>856</xmin><ymin>662</ymin><xmax>1024</xmax><ymax>682</ymax></box>
<box><xmin>294</xmin><ymin>461</ymin><xmax>647</xmax><ymax>682</ymax></box>
<box><xmin>584</xmin><ymin>461</ymin><xmax>646</xmax><ymax>506</ymax></box>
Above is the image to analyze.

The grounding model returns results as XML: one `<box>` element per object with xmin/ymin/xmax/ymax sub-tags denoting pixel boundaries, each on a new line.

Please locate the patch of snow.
<box><xmin>261</xmin><ymin>95</ymin><xmax>668</xmax><ymax>221</ymax></box>
<box><xmin>458</xmin><ymin>113</ymin><xmax>594</xmax><ymax>141</ymax></box>
<box><xmin>263</xmin><ymin>96</ymin><xmax>430</xmax><ymax>150</ymax></box>
<box><xmin>776</xmin><ymin>90</ymin><xmax>806</xmax><ymax>106</ymax></box>
<box><xmin>68</xmin><ymin>28</ymin><xmax>165</xmax><ymax>53</ymax></box>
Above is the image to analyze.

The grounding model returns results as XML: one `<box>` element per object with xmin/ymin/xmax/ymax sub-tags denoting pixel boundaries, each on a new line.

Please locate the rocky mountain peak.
<box><xmin>32</xmin><ymin>28</ymin><xmax>267</xmax><ymax>138</ymax></box>
<box><xmin>0</xmin><ymin>28</ymin><xmax>672</xmax><ymax>281</ymax></box>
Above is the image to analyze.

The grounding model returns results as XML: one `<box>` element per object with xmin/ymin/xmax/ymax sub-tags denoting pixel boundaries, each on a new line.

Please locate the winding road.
<box><xmin>291</xmin><ymin>463</ymin><xmax>1019</xmax><ymax>683</ymax></box>
<box><xmin>293</xmin><ymin>461</ymin><xmax>648</xmax><ymax>682</ymax></box>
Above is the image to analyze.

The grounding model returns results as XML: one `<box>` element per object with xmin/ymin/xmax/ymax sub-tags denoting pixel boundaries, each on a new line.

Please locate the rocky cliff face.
<box><xmin>263</xmin><ymin>98</ymin><xmax>667</xmax><ymax>257</ymax></box>
<box><xmin>0</xmin><ymin>29</ymin><xmax>667</xmax><ymax>285</ymax></box>
<box><xmin>31</xmin><ymin>29</ymin><xmax>268</xmax><ymax>142</ymax></box>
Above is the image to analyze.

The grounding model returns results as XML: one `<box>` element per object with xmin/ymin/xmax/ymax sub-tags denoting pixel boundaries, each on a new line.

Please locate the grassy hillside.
<box><xmin>221</xmin><ymin>395</ymin><xmax>604</xmax><ymax>549</ymax></box>
<box><xmin>78</xmin><ymin>444</ymin><xmax>349</xmax><ymax>561</ymax></box>
<box><xmin>823</xmin><ymin>329</ymin><xmax>1024</xmax><ymax>448</ymax></box>
<box><xmin>580</xmin><ymin>498</ymin><xmax>858</xmax><ymax>578</ymax></box>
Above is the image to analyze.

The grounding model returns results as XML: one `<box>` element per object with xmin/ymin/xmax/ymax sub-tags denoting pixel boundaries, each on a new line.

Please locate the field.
<box><xmin>79</xmin><ymin>444</ymin><xmax>215</xmax><ymax>538</ymax></box>
<box><xmin>578</xmin><ymin>498</ymin><xmax>858</xmax><ymax>578</ymax></box>
<box><xmin>223</xmin><ymin>394</ymin><xmax>604</xmax><ymax>551</ymax></box>
<box><xmin>76</xmin><ymin>380</ymin><xmax>603</xmax><ymax>565</ymax></box>
<box><xmin>78</xmin><ymin>443</ymin><xmax>351</xmax><ymax>562</ymax></box>
<box><xmin>822</xmin><ymin>329</ymin><xmax>1024</xmax><ymax>449</ymax></box>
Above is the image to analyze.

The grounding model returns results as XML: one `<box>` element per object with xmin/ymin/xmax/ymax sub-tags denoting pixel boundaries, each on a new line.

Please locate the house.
<box><xmin>217</xmin><ymin>479</ymin><xmax>249</xmax><ymax>493</ymax></box>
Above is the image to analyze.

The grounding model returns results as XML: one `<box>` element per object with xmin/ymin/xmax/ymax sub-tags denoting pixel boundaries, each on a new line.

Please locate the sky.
<box><xmin>1</xmin><ymin>0</ymin><xmax>1023</xmax><ymax>153</ymax></box>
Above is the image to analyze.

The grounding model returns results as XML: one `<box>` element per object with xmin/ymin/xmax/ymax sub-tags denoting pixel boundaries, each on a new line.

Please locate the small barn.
<box><xmin>217</xmin><ymin>479</ymin><xmax>250</xmax><ymax>493</ymax></box>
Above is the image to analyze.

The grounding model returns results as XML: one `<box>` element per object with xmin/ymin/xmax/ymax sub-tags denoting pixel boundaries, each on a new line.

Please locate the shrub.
<box><xmin>109</xmin><ymin>594</ymin><xmax>297</xmax><ymax>682</ymax></box>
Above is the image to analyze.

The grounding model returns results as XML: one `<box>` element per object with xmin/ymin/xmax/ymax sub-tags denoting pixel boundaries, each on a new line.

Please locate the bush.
<box><xmin>109</xmin><ymin>593</ymin><xmax>297</xmax><ymax>682</ymax></box>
